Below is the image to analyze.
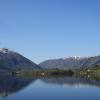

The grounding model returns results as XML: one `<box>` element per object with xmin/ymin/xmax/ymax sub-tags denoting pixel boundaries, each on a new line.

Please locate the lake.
<box><xmin>0</xmin><ymin>75</ymin><xmax>100</xmax><ymax>100</ymax></box>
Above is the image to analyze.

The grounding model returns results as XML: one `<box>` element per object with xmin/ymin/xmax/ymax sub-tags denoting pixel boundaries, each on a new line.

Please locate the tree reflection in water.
<box><xmin>0</xmin><ymin>74</ymin><xmax>100</xmax><ymax>98</ymax></box>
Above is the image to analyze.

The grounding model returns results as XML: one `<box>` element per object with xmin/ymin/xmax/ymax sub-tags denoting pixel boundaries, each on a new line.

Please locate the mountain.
<box><xmin>0</xmin><ymin>48</ymin><xmax>41</xmax><ymax>72</ymax></box>
<box><xmin>39</xmin><ymin>56</ymin><xmax>100</xmax><ymax>69</ymax></box>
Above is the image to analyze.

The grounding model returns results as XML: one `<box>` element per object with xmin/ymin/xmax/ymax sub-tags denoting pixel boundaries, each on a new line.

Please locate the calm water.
<box><xmin>0</xmin><ymin>75</ymin><xmax>100</xmax><ymax>100</ymax></box>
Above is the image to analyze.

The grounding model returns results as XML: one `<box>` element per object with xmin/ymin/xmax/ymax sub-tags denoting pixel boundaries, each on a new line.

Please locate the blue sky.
<box><xmin>0</xmin><ymin>0</ymin><xmax>100</xmax><ymax>63</ymax></box>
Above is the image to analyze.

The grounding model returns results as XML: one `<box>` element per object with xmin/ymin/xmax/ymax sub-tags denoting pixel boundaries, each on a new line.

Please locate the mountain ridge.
<box><xmin>39</xmin><ymin>55</ymin><xmax>100</xmax><ymax>69</ymax></box>
<box><xmin>0</xmin><ymin>48</ymin><xmax>41</xmax><ymax>72</ymax></box>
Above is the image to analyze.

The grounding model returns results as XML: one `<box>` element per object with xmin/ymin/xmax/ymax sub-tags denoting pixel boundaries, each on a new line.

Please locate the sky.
<box><xmin>0</xmin><ymin>0</ymin><xmax>100</xmax><ymax>63</ymax></box>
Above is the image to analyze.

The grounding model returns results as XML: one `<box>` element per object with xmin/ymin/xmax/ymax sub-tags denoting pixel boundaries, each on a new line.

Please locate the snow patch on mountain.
<box><xmin>62</xmin><ymin>56</ymin><xmax>89</xmax><ymax>60</ymax></box>
<box><xmin>0</xmin><ymin>48</ymin><xmax>15</xmax><ymax>54</ymax></box>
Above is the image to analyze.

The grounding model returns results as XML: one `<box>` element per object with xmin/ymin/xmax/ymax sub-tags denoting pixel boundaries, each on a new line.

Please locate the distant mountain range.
<box><xmin>0</xmin><ymin>48</ymin><xmax>100</xmax><ymax>71</ymax></box>
<box><xmin>39</xmin><ymin>56</ymin><xmax>100</xmax><ymax>69</ymax></box>
<box><xmin>0</xmin><ymin>48</ymin><xmax>41</xmax><ymax>72</ymax></box>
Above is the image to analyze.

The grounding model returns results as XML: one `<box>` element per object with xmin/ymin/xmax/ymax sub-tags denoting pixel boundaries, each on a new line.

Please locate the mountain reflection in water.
<box><xmin>41</xmin><ymin>76</ymin><xmax>100</xmax><ymax>87</ymax></box>
<box><xmin>0</xmin><ymin>74</ymin><xmax>100</xmax><ymax>97</ymax></box>
<box><xmin>0</xmin><ymin>75</ymin><xmax>37</xmax><ymax>97</ymax></box>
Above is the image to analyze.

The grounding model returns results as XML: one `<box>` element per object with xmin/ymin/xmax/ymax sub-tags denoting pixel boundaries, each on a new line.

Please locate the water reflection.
<box><xmin>0</xmin><ymin>74</ymin><xmax>100</xmax><ymax>98</ymax></box>
<box><xmin>0</xmin><ymin>75</ymin><xmax>37</xmax><ymax>97</ymax></box>
<box><xmin>41</xmin><ymin>76</ymin><xmax>100</xmax><ymax>87</ymax></box>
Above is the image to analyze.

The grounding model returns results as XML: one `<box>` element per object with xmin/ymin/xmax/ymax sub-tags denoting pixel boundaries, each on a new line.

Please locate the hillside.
<box><xmin>39</xmin><ymin>56</ymin><xmax>100</xmax><ymax>69</ymax></box>
<box><xmin>0</xmin><ymin>48</ymin><xmax>41</xmax><ymax>72</ymax></box>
